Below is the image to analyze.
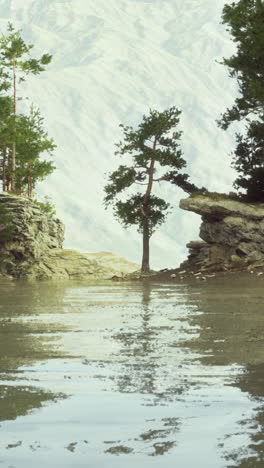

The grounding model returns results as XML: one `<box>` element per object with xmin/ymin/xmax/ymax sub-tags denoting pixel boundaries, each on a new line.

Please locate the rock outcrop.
<box><xmin>180</xmin><ymin>194</ymin><xmax>264</xmax><ymax>271</ymax></box>
<box><xmin>36</xmin><ymin>250</ymin><xmax>139</xmax><ymax>280</ymax></box>
<box><xmin>0</xmin><ymin>194</ymin><xmax>138</xmax><ymax>280</ymax></box>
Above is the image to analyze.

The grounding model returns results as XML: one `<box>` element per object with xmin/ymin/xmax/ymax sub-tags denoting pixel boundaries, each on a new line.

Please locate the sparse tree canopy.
<box><xmin>104</xmin><ymin>107</ymin><xmax>197</xmax><ymax>273</ymax></box>
<box><xmin>219</xmin><ymin>0</ymin><xmax>264</xmax><ymax>201</ymax></box>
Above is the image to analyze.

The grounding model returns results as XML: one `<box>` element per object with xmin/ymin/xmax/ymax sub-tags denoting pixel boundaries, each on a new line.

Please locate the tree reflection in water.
<box><xmin>226</xmin><ymin>363</ymin><xmax>264</xmax><ymax>467</ymax></box>
<box><xmin>176</xmin><ymin>277</ymin><xmax>264</xmax><ymax>467</ymax></box>
<box><xmin>110</xmin><ymin>282</ymin><xmax>182</xmax><ymax>456</ymax></box>
<box><xmin>0</xmin><ymin>278</ymin><xmax>263</xmax><ymax>464</ymax></box>
<box><xmin>0</xmin><ymin>280</ymin><xmax>69</xmax><ymax>422</ymax></box>
<box><xmin>0</xmin><ymin>385</ymin><xmax>65</xmax><ymax>422</ymax></box>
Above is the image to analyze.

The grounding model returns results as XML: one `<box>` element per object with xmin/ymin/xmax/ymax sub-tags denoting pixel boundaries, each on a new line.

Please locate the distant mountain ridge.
<box><xmin>0</xmin><ymin>0</ymin><xmax>238</xmax><ymax>268</ymax></box>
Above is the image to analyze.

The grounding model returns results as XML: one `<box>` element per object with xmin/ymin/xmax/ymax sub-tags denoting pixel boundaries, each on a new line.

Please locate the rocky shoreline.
<box><xmin>112</xmin><ymin>193</ymin><xmax>264</xmax><ymax>283</ymax></box>
<box><xmin>112</xmin><ymin>263</ymin><xmax>264</xmax><ymax>284</ymax></box>
<box><xmin>149</xmin><ymin>265</ymin><xmax>264</xmax><ymax>283</ymax></box>
<box><xmin>1</xmin><ymin>192</ymin><xmax>264</xmax><ymax>282</ymax></box>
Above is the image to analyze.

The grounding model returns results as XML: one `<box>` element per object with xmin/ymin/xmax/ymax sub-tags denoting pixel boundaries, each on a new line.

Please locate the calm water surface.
<box><xmin>0</xmin><ymin>277</ymin><xmax>264</xmax><ymax>467</ymax></box>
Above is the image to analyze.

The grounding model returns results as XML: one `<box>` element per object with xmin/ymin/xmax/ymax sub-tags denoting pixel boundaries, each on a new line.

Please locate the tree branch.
<box><xmin>153</xmin><ymin>175</ymin><xmax>169</xmax><ymax>182</ymax></box>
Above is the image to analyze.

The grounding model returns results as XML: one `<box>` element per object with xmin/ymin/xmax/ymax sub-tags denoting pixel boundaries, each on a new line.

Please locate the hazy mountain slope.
<box><xmin>0</xmin><ymin>0</ymin><xmax>238</xmax><ymax>268</ymax></box>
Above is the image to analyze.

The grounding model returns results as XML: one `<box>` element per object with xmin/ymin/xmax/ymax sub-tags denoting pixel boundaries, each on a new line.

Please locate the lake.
<box><xmin>0</xmin><ymin>277</ymin><xmax>263</xmax><ymax>467</ymax></box>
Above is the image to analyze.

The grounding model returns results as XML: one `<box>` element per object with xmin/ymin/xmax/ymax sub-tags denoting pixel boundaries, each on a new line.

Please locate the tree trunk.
<box><xmin>27</xmin><ymin>161</ymin><xmax>33</xmax><ymax>198</ymax></box>
<box><xmin>2</xmin><ymin>149</ymin><xmax>7</xmax><ymax>191</ymax></box>
<box><xmin>5</xmin><ymin>148</ymin><xmax>12</xmax><ymax>192</ymax></box>
<box><xmin>11</xmin><ymin>62</ymin><xmax>17</xmax><ymax>191</ymax></box>
<box><xmin>141</xmin><ymin>136</ymin><xmax>157</xmax><ymax>274</ymax></box>
<box><xmin>141</xmin><ymin>216</ymin><xmax>150</xmax><ymax>273</ymax></box>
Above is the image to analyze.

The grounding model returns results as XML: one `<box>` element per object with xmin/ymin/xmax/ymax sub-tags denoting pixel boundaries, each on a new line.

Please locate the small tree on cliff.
<box><xmin>0</xmin><ymin>22</ymin><xmax>52</xmax><ymax>190</ymax></box>
<box><xmin>218</xmin><ymin>0</ymin><xmax>264</xmax><ymax>201</ymax></box>
<box><xmin>104</xmin><ymin>107</ymin><xmax>194</xmax><ymax>273</ymax></box>
<box><xmin>0</xmin><ymin>104</ymin><xmax>56</xmax><ymax>196</ymax></box>
<box><xmin>14</xmin><ymin>106</ymin><xmax>56</xmax><ymax>197</ymax></box>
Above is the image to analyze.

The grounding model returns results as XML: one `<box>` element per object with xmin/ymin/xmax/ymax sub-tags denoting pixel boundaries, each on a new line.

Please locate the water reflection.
<box><xmin>0</xmin><ymin>281</ymin><xmax>70</xmax><ymax>422</ymax></box>
<box><xmin>176</xmin><ymin>277</ymin><xmax>264</xmax><ymax>367</ymax></box>
<box><xmin>0</xmin><ymin>281</ymin><xmax>76</xmax><ymax>370</ymax></box>
<box><xmin>0</xmin><ymin>278</ymin><xmax>263</xmax><ymax>467</ymax></box>
<box><xmin>111</xmin><ymin>282</ymin><xmax>182</xmax><ymax>456</ymax></box>
<box><xmin>228</xmin><ymin>363</ymin><xmax>264</xmax><ymax>467</ymax></box>
<box><xmin>167</xmin><ymin>277</ymin><xmax>264</xmax><ymax>467</ymax></box>
<box><xmin>0</xmin><ymin>385</ymin><xmax>65</xmax><ymax>422</ymax></box>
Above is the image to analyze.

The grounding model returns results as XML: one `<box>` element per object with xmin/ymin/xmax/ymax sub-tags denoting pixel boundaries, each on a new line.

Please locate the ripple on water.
<box><xmin>0</xmin><ymin>278</ymin><xmax>264</xmax><ymax>467</ymax></box>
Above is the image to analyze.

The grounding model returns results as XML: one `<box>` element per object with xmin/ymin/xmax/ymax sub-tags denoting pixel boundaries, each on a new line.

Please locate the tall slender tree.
<box><xmin>0</xmin><ymin>22</ymin><xmax>52</xmax><ymax>190</ymax></box>
<box><xmin>104</xmin><ymin>107</ymin><xmax>195</xmax><ymax>273</ymax></box>
<box><xmin>0</xmin><ymin>63</ymin><xmax>12</xmax><ymax>191</ymax></box>
<box><xmin>0</xmin><ymin>95</ymin><xmax>13</xmax><ymax>191</ymax></box>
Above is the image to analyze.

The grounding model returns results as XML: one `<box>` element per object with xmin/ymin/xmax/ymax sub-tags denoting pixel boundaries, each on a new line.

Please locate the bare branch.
<box><xmin>153</xmin><ymin>176</ymin><xmax>168</xmax><ymax>182</ymax></box>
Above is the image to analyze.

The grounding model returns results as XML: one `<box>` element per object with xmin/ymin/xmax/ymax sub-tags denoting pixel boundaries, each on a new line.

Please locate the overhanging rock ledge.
<box><xmin>179</xmin><ymin>194</ymin><xmax>264</xmax><ymax>271</ymax></box>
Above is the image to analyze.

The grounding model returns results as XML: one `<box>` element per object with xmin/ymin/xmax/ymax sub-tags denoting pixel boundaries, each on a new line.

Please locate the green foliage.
<box><xmin>219</xmin><ymin>0</ymin><xmax>264</xmax><ymax>129</ymax></box>
<box><xmin>34</xmin><ymin>196</ymin><xmax>56</xmax><ymax>217</ymax></box>
<box><xmin>104</xmin><ymin>166</ymin><xmax>137</xmax><ymax>204</ymax></box>
<box><xmin>0</xmin><ymin>22</ymin><xmax>53</xmax><ymax>193</ymax></box>
<box><xmin>232</xmin><ymin>118</ymin><xmax>264</xmax><ymax>201</ymax></box>
<box><xmin>219</xmin><ymin>0</ymin><xmax>264</xmax><ymax>202</ymax></box>
<box><xmin>0</xmin><ymin>105</ymin><xmax>56</xmax><ymax>195</ymax></box>
<box><xmin>113</xmin><ymin>194</ymin><xmax>170</xmax><ymax>236</ymax></box>
<box><xmin>104</xmin><ymin>107</ymin><xmax>188</xmax><ymax>236</ymax></box>
<box><xmin>0</xmin><ymin>67</ymin><xmax>10</xmax><ymax>94</ymax></box>
<box><xmin>234</xmin><ymin>167</ymin><xmax>264</xmax><ymax>201</ymax></box>
<box><xmin>0</xmin><ymin>23</ymin><xmax>55</xmax><ymax>196</ymax></box>
<box><xmin>0</xmin><ymin>22</ymin><xmax>52</xmax><ymax>82</ymax></box>
<box><xmin>165</xmin><ymin>171</ymin><xmax>207</xmax><ymax>195</ymax></box>
<box><xmin>0</xmin><ymin>96</ymin><xmax>13</xmax><ymax>150</ymax></box>
<box><xmin>114</xmin><ymin>107</ymin><xmax>186</xmax><ymax>170</ymax></box>
<box><xmin>104</xmin><ymin>106</ymin><xmax>195</xmax><ymax>271</ymax></box>
<box><xmin>14</xmin><ymin>106</ymin><xmax>56</xmax><ymax>193</ymax></box>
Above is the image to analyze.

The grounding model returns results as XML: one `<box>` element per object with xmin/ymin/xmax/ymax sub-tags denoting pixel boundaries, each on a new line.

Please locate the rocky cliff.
<box><xmin>0</xmin><ymin>194</ymin><xmax>138</xmax><ymax>280</ymax></box>
<box><xmin>179</xmin><ymin>194</ymin><xmax>264</xmax><ymax>272</ymax></box>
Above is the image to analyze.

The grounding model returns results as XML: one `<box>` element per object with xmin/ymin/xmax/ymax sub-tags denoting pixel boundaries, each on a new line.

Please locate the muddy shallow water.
<box><xmin>0</xmin><ymin>277</ymin><xmax>263</xmax><ymax>467</ymax></box>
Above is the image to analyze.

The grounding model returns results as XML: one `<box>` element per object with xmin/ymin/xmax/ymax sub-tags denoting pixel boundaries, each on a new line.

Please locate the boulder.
<box><xmin>0</xmin><ymin>193</ymin><xmax>64</xmax><ymax>277</ymax></box>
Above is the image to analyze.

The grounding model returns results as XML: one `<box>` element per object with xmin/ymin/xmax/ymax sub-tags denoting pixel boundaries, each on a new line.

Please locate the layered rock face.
<box><xmin>0</xmin><ymin>194</ymin><xmax>65</xmax><ymax>278</ymax></box>
<box><xmin>180</xmin><ymin>194</ymin><xmax>264</xmax><ymax>271</ymax></box>
<box><xmin>0</xmin><ymin>194</ymin><xmax>138</xmax><ymax>279</ymax></box>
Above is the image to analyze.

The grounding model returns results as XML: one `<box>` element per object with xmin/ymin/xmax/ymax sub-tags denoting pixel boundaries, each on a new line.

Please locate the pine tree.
<box><xmin>219</xmin><ymin>0</ymin><xmax>264</xmax><ymax>201</ymax></box>
<box><xmin>0</xmin><ymin>62</ymin><xmax>12</xmax><ymax>191</ymax></box>
<box><xmin>219</xmin><ymin>0</ymin><xmax>264</xmax><ymax>129</ymax></box>
<box><xmin>231</xmin><ymin>117</ymin><xmax>264</xmax><ymax>201</ymax></box>
<box><xmin>104</xmin><ymin>107</ymin><xmax>195</xmax><ymax>273</ymax></box>
<box><xmin>15</xmin><ymin>106</ymin><xmax>56</xmax><ymax>197</ymax></box>
<box><xmin>0</xmin><ymin>22</ymin><xmax>52</xmax><ymax>190</ymax></box>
